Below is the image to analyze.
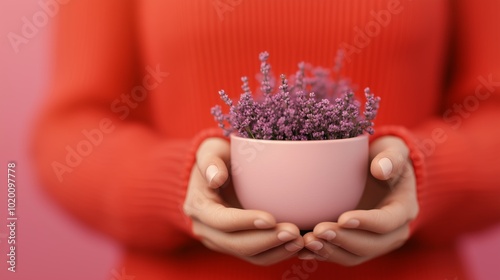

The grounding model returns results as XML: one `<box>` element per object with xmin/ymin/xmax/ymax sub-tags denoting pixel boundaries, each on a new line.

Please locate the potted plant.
<box><xmin>211</xmin><ymin>51</ymin><xmax>380</xmax><ymax>229</ymax></box>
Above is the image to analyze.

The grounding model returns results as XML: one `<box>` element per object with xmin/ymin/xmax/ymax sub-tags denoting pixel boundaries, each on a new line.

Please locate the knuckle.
<box><xmin>213</xmin><ymin>207</ymin><xmax>247</xmax><ymax>232</ymax></box>
<box><xmin>182</xmin><ymin>203</ymin><xmax>193</xmax><ymax>217</ymax></box>
<box><xmin>395</xmin><ymin>152</ymin><xmax>406</xmax><ymax>168</ymax></box>
<box><xmin>211</xmin><ymin>206</ymin><xmax>232</xmax><ymax>230</ymax></box>
<box><xmin>387</xmin><ymin>202</ymin><xmax>407</xmax><ymax>229</ymax></box>
<box><xmin>371</xmin><ymin>210</ymin><xmax>384</xmax><ymax>226</ymax></box>
<box><xmin>371</xmin><ymin>210</ymin><xmax>393</xmax><ymax>233</ymax></box>
<box><xmin>183</xmin><ymin>196</ymin><xmax>204</xmax><ymax>218</ymax></box>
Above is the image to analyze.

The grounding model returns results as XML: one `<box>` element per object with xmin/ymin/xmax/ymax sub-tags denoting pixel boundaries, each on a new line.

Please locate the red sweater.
<box><xmin>32</xmin><ymin>0</ymin><xmax>500</xmax><ymax>279</ymax></box>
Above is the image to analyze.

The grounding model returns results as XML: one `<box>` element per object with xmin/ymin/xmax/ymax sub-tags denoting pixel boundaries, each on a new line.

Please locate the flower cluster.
<box><xmin>211</xmin><ymin>51</ymin><xmax>380</xmax><ymax>140</ymax></box>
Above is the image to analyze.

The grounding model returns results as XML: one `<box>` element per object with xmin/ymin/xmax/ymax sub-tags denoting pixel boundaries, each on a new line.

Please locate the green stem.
<box><xmin>245</xmin><ymin>127</ymin><xmax>256</xmax><ymax>139</ymax></box>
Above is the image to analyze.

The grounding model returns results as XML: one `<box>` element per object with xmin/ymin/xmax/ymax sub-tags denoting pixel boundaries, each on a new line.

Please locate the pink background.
<box><xmin>1</xmin><ymin>1</ymin><xmax>499</xmax><ymax>280</ymax></box>
<box><xmin>0</xmin><ymin>1</ymin><xmax>119</xmax><ymax>280</ymax></box>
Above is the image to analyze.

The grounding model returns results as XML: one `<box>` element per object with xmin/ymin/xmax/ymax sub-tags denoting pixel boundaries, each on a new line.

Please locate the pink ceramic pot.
<box><xmin>230</xmin><ymin>134</ymin><xmax>368</xmax><ymax>230</ymax></box>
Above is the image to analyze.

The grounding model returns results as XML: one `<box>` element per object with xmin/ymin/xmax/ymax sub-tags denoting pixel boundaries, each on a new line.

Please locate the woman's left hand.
<box><xmin>299</xmin><ymin>136</ymin><xmax>419</xmax><ymax>266</ymax></box>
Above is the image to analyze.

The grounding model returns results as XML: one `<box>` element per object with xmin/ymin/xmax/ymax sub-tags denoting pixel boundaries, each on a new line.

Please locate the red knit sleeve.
<box><xmin>30</xmin><ymin>0</ymin><xmax>224</xmax><ymax>251</ymax></box>
<box><xmin>372</xmin><ymin>0</ymin><xmax>500</xmax><ymax>244</ymax></box>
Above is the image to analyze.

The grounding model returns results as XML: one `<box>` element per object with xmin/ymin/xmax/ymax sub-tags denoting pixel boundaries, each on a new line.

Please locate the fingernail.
<box><xmin>318</xmin><ymin>230</ymin><xmax>336</xmax><ymax>241</ymax></box>
<box><xmin>306</xmin><ymin>241</ymin><xmax>323</xmax><ymax>251</ymax></box>
<box><xmin>343</xmin><ymin>219</ymin><xmax>360</xmax><ymax>228</ymax></box>
<box><xmin>379</xmin><ymin>157</ymin><xmax>393</xmax><ymax>178</ymax></box>
<box><xmin>284</xmin><ymin>242</ymin><xmax>302</xmax><ymax>252</ymax></box>
<box><xmin>254</xmin><ymin>219</ymin><xmax>272</xmax><ymax>229</ymax></box>
<box><xmin>277</xmin><ymin>231</ymin><xmax>297</xmax><ymax>242</ymax></box>
<box><xmin>206</xmin><ymin>165</ymin><xmax>218</xmax><ymax>183</ymax></box>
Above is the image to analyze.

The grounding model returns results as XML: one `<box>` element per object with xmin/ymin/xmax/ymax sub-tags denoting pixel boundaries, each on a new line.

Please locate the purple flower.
<box><xmin>218</xmin><ymin>90</ymin><xmax>233</xmax><ymax>107</ymax></box>
<box><xmin>211</xmin><ymin>51</ymin><xmax>381</xmax><ymax>140</ymax></box>
<box><xmin>259</xmin><ymin>51</ymin><xmax>273</xmax><ymax>95</ymax></box>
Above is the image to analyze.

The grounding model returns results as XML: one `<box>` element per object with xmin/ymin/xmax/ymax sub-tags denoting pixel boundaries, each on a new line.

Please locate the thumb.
<box><xmin>370</xmin><ymin>149</ymin><xmax>408</xmax><ymax>183</ymax></box>
<box><xmin>196</xmin><ymin>137</ymin><xmax>230</xmax><ymax>189</ymax></box>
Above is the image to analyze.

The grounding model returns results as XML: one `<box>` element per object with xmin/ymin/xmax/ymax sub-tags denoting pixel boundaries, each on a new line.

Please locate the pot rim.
<box><xmin>230</xmin><ymin>133</ymin><xmax>368</xmax><ymax>145</ymax></box>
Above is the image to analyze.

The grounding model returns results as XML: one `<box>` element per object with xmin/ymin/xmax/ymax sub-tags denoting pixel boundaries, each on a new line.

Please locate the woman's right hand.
<box><xmin>183</xmin><ymin>137</ymin><xmax>304</xmax><ymax>266</ymax></box>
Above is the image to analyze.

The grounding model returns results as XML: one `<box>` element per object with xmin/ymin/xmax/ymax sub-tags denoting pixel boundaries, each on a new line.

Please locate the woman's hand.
<box><xmin>299</xmin><ymin>136</ymin><xmax>419</xmax><ymax>266</ymax></box>
<box><xmin>183</xmin><ymin>137</ymin><xmax>304</xmax><ymax>266</ymax></box>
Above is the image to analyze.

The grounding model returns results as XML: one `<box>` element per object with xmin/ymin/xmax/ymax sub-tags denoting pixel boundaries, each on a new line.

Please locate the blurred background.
<box><xmin>0</xmin><ymin>1</ymin><xmax>499</xmax><ymax>279</ymax></box>
<box><xmin>0</xmin><ymin>1</ymin><xmax>119</xmax><ymax>280</ymax></box>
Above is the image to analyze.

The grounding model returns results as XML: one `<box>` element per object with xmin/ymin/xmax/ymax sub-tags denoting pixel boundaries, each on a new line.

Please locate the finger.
<box><xmin>194</xmin><ymin>222</ymin><xmax>303</xmax><ymax>259</ymax></box>
<box><xmin>370</xmin><ymin>149</ymin><xmax>407</xmax><ymax>183</ymax></box>
<box><xmin>204</xmin><ymin>235</ymin><xmax>303</xmax><ymax>266</ymax></box>
<box><xmin>338</xmin><ymin>167</ymin><xmax>418</xmax><ymax>234</ymax></box>
<box><xmin>196</xmin><ymin>202</ymin><xmax>277</xmax><ymax>232</ymax></box>
<box><xmin>337</xmin><ymin>200</ymin><xmax>413</xmax><ymax>234</ymax></box>
<box><xmin>185</xmin><ymin>167</ymin><xmax>276</xmax><ymax>232</ymax></box>
<box><xmin>299</xmin><ymin>245</ymin><xmax>366</xmax><ymax>267</ymax></box>
<box><xmin>196</xmin><ymin>138</ymin><xmax>230</xmax><ymax>189</ymax></box>
<box><xmin>307</xmin><ymin>223</ymin><xmax>409</xmax><ymax>259</ymax></box>
<box><xmin>244</xmin><ymin>240</ymin><xmax>303</xmax><ymax>266</ymax></box>
<box><xmin>300</xmin><ymin>232</ymin><xmax>368</xmax><ymax>266</ymax></box>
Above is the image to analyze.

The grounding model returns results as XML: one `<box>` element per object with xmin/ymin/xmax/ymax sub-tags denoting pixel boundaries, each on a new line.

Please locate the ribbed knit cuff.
<box><xmin>370</xmin><ymin>126</ymin><xmax>427</xmax><ymax>236</ymax></box>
